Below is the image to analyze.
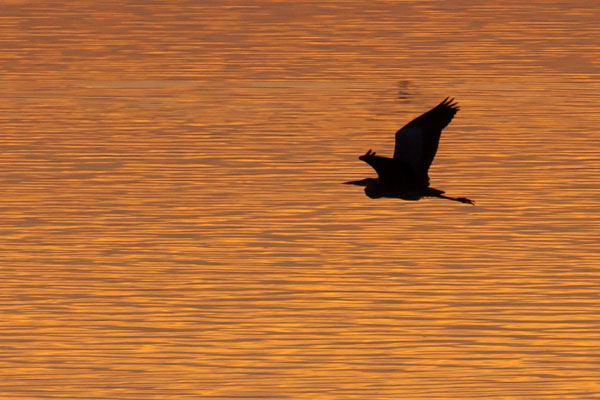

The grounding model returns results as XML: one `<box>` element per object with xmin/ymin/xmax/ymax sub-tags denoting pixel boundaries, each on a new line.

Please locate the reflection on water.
<box><xmin>1</xmin><ymin>0</ymin><xmax>599</xmax><ymax>399</ymax></box>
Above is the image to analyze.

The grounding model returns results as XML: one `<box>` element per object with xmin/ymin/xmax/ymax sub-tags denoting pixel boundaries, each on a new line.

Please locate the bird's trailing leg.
<box><xmin>436</xmin><ymin>193</ymin><xmax>475</xmax><ymax>205</ymax></box>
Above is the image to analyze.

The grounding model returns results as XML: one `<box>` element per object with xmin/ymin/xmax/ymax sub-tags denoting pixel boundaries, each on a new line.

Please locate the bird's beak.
<box><xmin>343</xmin><ymin>179</ymin><xmax>370</xmax><ymax>186</ymax></box>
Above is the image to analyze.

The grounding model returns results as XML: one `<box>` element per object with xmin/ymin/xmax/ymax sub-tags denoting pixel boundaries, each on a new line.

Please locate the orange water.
<box><xmin>1</xmin><ymin>1</ymin><xmax>599</xmax><ymax>399</ymax></box>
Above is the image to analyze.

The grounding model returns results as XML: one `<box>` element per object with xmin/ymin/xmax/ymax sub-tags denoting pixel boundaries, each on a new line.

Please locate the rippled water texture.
<box><xmin>1</xmin><ymin>1</ymin><xmax>599</xmax><ymax>399</ymax></box>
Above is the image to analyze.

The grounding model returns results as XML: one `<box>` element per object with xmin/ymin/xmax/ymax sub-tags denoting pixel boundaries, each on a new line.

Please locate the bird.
<box><xmin>345</xmin><ymin>97</ymin><xmax>474</xmax><ymax>205</ymax></box>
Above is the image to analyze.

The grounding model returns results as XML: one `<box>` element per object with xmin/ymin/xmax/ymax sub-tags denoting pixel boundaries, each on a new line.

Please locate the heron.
<box><xmin>345</xmin><ymin>97</ymin><xmax>474</xmax><ymax>205</ymax></box>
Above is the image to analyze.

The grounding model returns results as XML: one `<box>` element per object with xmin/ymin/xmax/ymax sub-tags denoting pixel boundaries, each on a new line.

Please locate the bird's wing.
<box><xmin>359</xmin><ymin>149</ymin><xmax>397</xmax><ymax>180</ymax></box>
<box><xmin>393</xmin><ymin>97</ymin><xmax>459</xmax><ymax>178</ymax></box>
<box><xmin>359</xmin><ymin>149</ymin><xmax>418</xmax><ymax>188</ymax></box>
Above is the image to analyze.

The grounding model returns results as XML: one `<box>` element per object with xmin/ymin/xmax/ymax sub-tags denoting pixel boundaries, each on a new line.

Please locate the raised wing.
<box><xmin>359</xmin><ymin>149</ymin><xmax>397</xmax><ymax>180</ymax></box>
<box><xmin>359</xmin><ymin>149</ymin><xmax>421</xmax><ymax>189</ymax></box>
<box><xmin>393</xmin><ymin>97</ymin><xmax>459</xmax><ymax>182</ymax></box>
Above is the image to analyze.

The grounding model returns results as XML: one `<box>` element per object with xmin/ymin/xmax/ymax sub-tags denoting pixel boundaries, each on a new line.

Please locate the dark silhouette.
<box><xmin>345</xmin><ymin>97</ymin><xmax>474</xmax><ymax>205</ymax></box>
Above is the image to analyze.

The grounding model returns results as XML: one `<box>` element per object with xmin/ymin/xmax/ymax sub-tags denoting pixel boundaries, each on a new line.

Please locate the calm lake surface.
<box><xmin>1</xmin><ymin>1</ymin><xmax>599</xmax><ymax>399</ymax></box>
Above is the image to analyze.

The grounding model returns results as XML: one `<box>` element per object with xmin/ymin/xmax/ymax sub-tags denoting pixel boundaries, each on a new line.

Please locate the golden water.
<box><xmin>1</xmin><ymin>1</ymin><xmax>599</xmax><ymax>399</ymax></box>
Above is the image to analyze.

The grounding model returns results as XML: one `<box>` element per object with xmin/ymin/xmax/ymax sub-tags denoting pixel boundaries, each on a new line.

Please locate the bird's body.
<box><xmin>345</xmin><ymin>97</ymin><xmax>474</xmax><ymax>205</ymax></box>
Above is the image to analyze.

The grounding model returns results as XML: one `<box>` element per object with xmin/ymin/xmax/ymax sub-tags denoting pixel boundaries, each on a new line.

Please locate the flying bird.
<box><xmin>345</xmin><ymin>97</ymin><xmax>474</xmax><ymax>205</ymax></box>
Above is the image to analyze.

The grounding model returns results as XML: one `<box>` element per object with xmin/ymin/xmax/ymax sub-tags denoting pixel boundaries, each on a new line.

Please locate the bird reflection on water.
<box><xmin>345</xmin><ymin>97</ymin><xmax>475</xmax><ymax>205</ymax></box>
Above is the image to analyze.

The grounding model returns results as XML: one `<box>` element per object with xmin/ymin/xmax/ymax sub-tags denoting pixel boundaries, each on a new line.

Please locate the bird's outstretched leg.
<box><xmin>455</xmin><ymin>197</ymin><xmax>475</xmax><ymax>205</ymax></box>
<box><xmin>437</xmin><ymin>193</ymin><xmax>475</xmax><ymax>205</ymax></box>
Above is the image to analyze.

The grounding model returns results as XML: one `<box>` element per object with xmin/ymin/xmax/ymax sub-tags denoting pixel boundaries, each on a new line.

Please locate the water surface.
<box><xmin>1</xmin><ymin>1</ymin><xmax>599</xmax><ymax>399</ymax></box>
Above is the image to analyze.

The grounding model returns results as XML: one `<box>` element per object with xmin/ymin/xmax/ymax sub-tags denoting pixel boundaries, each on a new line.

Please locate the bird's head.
<box><xmin>364</xmin><ymin>183</ymin><xmax>383</xmax><ymax>199</ymax></box>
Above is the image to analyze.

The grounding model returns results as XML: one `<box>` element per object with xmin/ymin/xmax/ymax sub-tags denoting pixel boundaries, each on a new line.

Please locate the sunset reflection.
<box><xmin>1</xmin><ymin>1</ymin><xmax>599</xmax><ymax>399</ymax></box>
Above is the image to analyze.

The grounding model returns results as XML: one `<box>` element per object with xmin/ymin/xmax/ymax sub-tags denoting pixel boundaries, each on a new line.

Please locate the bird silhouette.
<box><xmin>345</xmin><ymin>97</ymin><xmax>474</xmax><ymax>205</ymax></box>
